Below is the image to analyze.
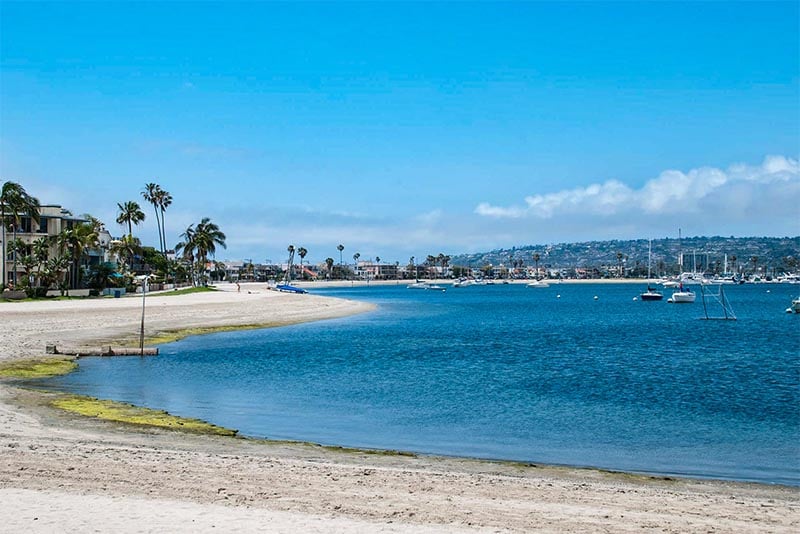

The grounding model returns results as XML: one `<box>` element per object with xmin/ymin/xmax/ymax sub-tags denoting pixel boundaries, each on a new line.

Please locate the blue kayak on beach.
<box><xmin>275</xmin><ymin>284</ymin><xmax>307</xmax><ymax>294</ymax></box>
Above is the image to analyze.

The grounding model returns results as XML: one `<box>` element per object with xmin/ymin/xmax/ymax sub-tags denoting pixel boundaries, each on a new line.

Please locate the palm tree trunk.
<box><xmin>159</xmin><ymin>207</ymin><xmax>166</xmax><ymax>256</ymax></box>
<box><xmin>154</xmin><ymin>205</ymin><xmax>164</xmax><ymax>256</ymax></box>
<box><xmin>11</xmin><ymin>223</ymin><xmax>17</xmax><ymax>286</ymax></box>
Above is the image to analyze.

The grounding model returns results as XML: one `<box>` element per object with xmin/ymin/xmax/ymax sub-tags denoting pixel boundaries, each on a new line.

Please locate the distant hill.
<box><xmin>450</xmin><ymin>236</ymin><xmax>800</xmax><ymax>277</ymax></box>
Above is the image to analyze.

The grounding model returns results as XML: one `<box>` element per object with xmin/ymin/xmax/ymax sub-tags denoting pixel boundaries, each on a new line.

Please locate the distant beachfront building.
<box><xmin>355</xmin><ymin>261</ymin><xmax>398</xmax><ymax>280</ymax></box>
<box><xmin>1</xmin><ymin>204</ymin><xmax>111</xmax><ymax>288</ymax></box>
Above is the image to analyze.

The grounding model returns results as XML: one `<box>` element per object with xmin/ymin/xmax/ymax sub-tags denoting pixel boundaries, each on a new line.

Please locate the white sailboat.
<box><xmin>526</xmin><ymin>279</ymin><xmax>550</xmax><ymax>288</ymax></box>
<box><xmin>640</xmin><ymin>239</ymin><xmax>663</xmax><ymax>301</ymax></box>
<box><xmin>668</xmin><ymin>282</ymin><xmax>696</xmax><ymax>303</ymax></box>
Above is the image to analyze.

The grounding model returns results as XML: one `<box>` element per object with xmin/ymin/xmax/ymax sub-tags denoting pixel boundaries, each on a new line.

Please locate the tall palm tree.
<box><xmin>158</xmin><ymin>189</ymin><xmax>172</xmax><ymax>256</ymax></box>
<box><xmin>375</xmin><ymin>256</ymin><xmax>381</xmax><ymax>280</ymax></box>
<box><xmin>142</xmin><ymin>183</ymin><xmax>163</xmax><ymax>254</ymax></box>
<box><xmin>286</xmin><ymin>245</ymin><xmax>295</xmax><ymax>282</ymax></box>
<box><xmin>1</xmin><ymin>181</ymin><xmax>40</xmax><ymax>287</ymax></box>
<box><xmin>298</xmin><ymin>247</ymin><xmax>308</xmax><ymax>278</ymax></box>
<box><xmin>337</xmin><ymin>244</ymin><xmax>344</xmax><ymax>266</ymax></box>
<box><xmin>533</xmin><ymin>253</ymin><xmax>541</xmax><ymax>279</ymax></box>
<box><xmin>116</xmin><ymin>201</ymin><xmax>145</xmax><ymax>238</ymax></box>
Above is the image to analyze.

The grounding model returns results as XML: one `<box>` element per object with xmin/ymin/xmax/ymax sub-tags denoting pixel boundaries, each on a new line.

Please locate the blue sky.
<box><xmin>1</xmin><ymin>1</ymin><xmax>798</xmax><ymax>264</ymax></box>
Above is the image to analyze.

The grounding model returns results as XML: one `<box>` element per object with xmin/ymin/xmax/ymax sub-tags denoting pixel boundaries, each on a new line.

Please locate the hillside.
<box><xmin>450</xmin><ymin>236</ymin><xmax>800</xmax><ymax>276</ymax></box>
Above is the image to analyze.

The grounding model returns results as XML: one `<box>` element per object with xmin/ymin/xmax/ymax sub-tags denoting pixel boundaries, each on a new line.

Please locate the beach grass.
<box><xmin>51</xmin><ymin>394</ymin><xmax>238</xmax><ymax>436</ymax></box>
<box><xmin>0</xmin><ymin>358</ymin><xmax>78</xmax><ymax>379</ymax></box>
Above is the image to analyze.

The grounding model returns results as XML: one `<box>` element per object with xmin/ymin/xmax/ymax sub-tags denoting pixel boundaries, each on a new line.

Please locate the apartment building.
<box><xmin>1</xmin><ymin>204</ymin><xmax>111</xmax><ymax>287</ymax></box>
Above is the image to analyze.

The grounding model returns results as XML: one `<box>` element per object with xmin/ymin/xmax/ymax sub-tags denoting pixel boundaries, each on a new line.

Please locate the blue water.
<box><xmin>38</xmin><ymin>283</ymin><xmax>800</xmax><ymax>485</ymax></box>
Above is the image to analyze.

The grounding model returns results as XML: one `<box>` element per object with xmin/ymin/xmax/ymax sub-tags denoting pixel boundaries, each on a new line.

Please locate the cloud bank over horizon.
<box><xmin>18</xmin><ymin>155</ymin><xmax>800</xmax><ymax>264</ymax></box>
<box><xmin>475</xmin><ymin>156</ymin><xmax>800</xmax><ymax>226</ymax></box>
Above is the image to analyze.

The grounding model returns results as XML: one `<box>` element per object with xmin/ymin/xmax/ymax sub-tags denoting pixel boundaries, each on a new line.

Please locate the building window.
<box><xmin>19</xmin><ymin>217</ymin><xmax>33</xmax><ymax>233</ymax></box>
<box><xmin>38</xmin><ymin>217</ymin><xmax>48</xmax><ymax>233</ymax></box>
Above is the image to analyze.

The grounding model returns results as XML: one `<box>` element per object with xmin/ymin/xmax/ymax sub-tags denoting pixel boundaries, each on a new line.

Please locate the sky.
<box><xmin>1</xmin><ymin>1</ymin><xmax>798</xmax><ymax>265</ymax></box>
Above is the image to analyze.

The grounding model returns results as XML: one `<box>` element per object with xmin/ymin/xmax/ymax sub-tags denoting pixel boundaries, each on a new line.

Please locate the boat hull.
<box><xmin>670</xmin><ymin>291</ymin><xmax>696</xmax><ymax>303</ymax></box>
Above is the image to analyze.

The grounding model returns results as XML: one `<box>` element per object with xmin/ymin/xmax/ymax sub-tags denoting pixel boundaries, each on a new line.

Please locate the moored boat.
<box><xmin>669</xmin><ymin>283</ymin><xmax>696</xmax><ymax>303</ymax></box>
<box><xmin>640</xmin><ymin>240</ymin><xmax>663</xmax><ymax>301</ymax></box>
<box><xmin>526</xmin><ymin>279</ymin><xmax>550</xmax><ymax>288</ymax></box>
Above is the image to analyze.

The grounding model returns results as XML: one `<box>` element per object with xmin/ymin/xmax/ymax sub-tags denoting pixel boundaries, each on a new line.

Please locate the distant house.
<box><xmin>356</xmin><ymin>261</ymin><xmax>398</xmax><ymax>280</ymax></box>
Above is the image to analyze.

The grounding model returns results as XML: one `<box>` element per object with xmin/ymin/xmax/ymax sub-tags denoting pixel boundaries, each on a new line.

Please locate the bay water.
<box><xmin>38</xmin><ymin>283</ymin><xmax>800</xmax><ymax>485</ymax></box>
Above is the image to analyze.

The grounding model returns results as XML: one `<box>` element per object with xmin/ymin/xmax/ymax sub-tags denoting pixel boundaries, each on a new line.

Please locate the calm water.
<box><xmin>38</xmin><ymin>283</ymin><xmax>800</xmax><ymax>485</ymax></box>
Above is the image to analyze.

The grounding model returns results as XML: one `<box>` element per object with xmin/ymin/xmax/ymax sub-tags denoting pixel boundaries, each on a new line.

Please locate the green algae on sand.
<box><xmin>51</xmin><ymin>394</ymin><xmax>238</xmax><ymax>436</ymax></box>
<box><xmin>0</xmin><ymin>358</ymin><xmax>78</xmax><ymax>379</ymax></box>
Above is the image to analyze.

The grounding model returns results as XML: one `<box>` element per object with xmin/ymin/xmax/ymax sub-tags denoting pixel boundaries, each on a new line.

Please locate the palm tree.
<box><xmin>337</xmin><ymin>244</ymin><xmax>344</xmax><ymax>267</ymax></box>
<box><xmin>298</xmin><ymin>247</ymin><xmax>308</xmax><ymax>279</ymax></box>
<box><xmin>1</xmin><ymin>181</ymin><xmax>40</xmax><ymax>287</ymax></box>
<box><xmin>616</xmin><ymin>252</ymin><xmax>624</xmax><ymax>278</ymax></box>
<box><xmin>353</xmin><ymin>252</ymin><xmax>361</xmax><ymax>279</ymax></box>
<box><xmin>31</xmin><ymin>237</ymin><xmax>49</xmax><ymax>285</ymax></box>
<box><xmin>175</xmin><ymin>218</ymin><xmax>226</xmax><ymax>286</ymax></box>
<box><xmin>44</xmin><ymin>254</ymin><xmax>71</xmax><ymax>295</ymax></box>
<box><xmin>375</xmin><ymin>256</ymin><xmax>381</xmax><ymax>280</ymax></box>
<box><xmin>533</xmin><ymin>253</ymin><xmax>541</xmax><ymax>279</ymax></box>
<box><xmin>325</xmin><ymin>257</ymin><xmax>335</xmax><ymax>280</ymax></box>
<box><xmin>142</xmin><ymin>183</ymin><xmax>169</xmax><ymax>256</ymax></box>
<box><xmin>57</xmin><ymin>221</ymin><xmax>100</xmax><ymax>288</ymax></box>
<box><xmin>730</xmin><ymin>255</ymin><xmax>738</xmax><ymax>274</ymax></box>
<box><xmin>158</xmin><ymin>190</ymin><xmax>172</xmax><ymax>256</ymax></box>
<box><xmin>751</xmin><ymin>256</ymin><xmax>759</xmax><ymax>277</ymax></box>
<box><xmin>116</xmin><ymin>201</ymin><xmax>145</xmax><ymax>238</ymax></box>
<box><xmin>286</xmin><ymin>245</ymin><xmax>295</xmax><ymax>282</ymax></box>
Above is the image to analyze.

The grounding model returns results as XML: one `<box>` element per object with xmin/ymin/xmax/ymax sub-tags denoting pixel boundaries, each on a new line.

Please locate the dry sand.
<box><xmin>1</xmin><ymin>284</ymin><xmax>797</xmax><ymax>533</ymax></box>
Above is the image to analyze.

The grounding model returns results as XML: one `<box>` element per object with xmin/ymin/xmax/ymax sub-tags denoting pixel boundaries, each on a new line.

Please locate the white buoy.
<box><xmin>633</xmin><ymin>297</ymin><xmax>638</xmax><ymax>301</ymax></box>
<box><xmin>786</xmin><ymin>308</ymin><xmax>793</xmax><ymax>313</ymax></box>
<box><xmin>594</xmin><ymin>296</ymin><xmax>599</xmax><ymax>300</ymax></box>
<box><xmin>557</xmin><ymin>294</ymin><xmax>561</xmax><ymax>299</ymax></box>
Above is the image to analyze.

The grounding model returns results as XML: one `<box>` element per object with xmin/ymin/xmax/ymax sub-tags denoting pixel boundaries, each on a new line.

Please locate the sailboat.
<box><xmin>668</xmin><ymin>282</ymin><xmax>696</xmax><ymax>303</ymax></box>
<box><xmin>275</xmin><ymin>247</ymin><xmax>308</xmax><ymax>294</ymax></box>
<box><xmin>640</xmin><ymin>239</ymin><xmax>663</xmax><ymax>301</ymax></box>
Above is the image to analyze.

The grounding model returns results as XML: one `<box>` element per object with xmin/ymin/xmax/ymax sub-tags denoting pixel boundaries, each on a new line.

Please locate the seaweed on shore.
<box><xmin>51</xmin><ymin>394</ymin><xmax>238</xmax><ymax>437</ymax></box>
<box><xmin>0</xmin><ymin>358</ymin><xmax>78</xmax><ymax>379</ymax></box>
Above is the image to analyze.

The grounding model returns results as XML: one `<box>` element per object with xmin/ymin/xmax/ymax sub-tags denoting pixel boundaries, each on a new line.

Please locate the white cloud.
<box><xmin>475</xmin><ymin>155</ymin><xmax>800</xmax><ymax>222</ymax></box>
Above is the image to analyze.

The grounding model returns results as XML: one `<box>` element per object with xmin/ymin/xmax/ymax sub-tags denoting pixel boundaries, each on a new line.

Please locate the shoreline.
<box><xmin>1</xmin><ymin>287</ymin><xmax>798</xmax><ymax>531</ymax></box>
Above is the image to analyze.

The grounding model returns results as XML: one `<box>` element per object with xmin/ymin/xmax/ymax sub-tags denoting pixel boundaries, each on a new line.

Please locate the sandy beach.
<box><xmin>1</xmin><ymin>285</ymin><xmax>797</xmax><ymax>532</ymax></box>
